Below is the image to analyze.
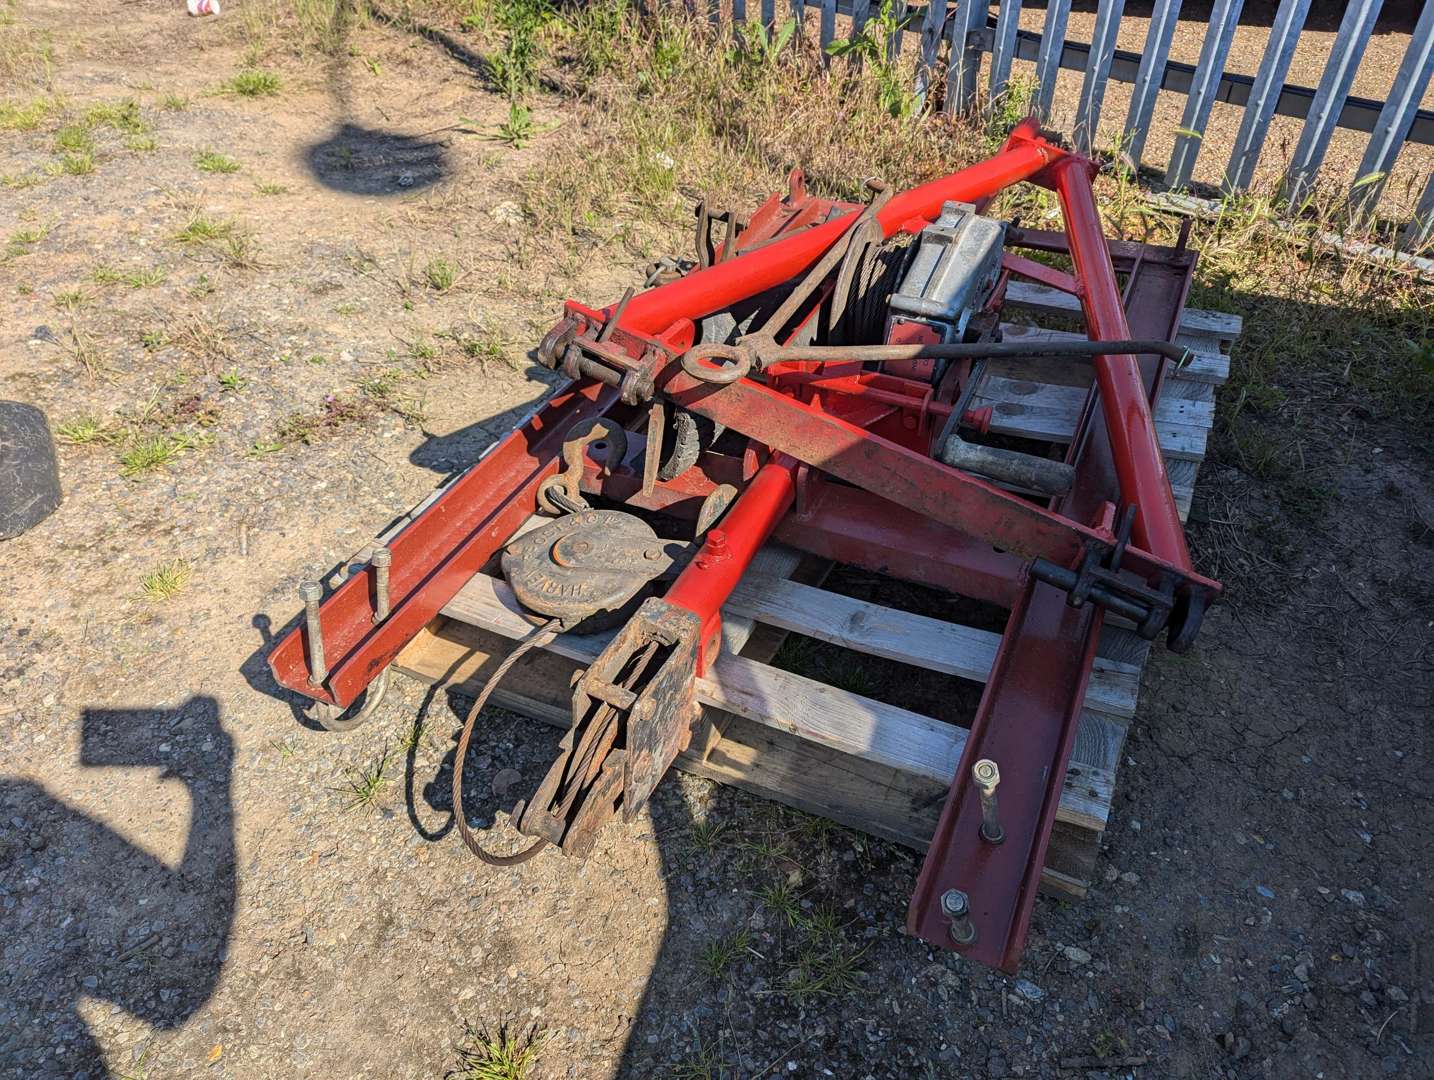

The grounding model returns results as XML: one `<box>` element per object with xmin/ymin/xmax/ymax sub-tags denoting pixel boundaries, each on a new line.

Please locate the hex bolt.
<box><xmin>940</xmin><ymin>888</ymin><xmax>978</xmax><ymax>945</ymax></box>
<box><xmin>973</xmin><ymin>758</ymin><xmax>1004</xmax><ymax>844</ymax></box>
<box><xmin>371</xmin><ymin>547</ymin><xmax>392</xmax><ymax>623</ymax></box>
<box><xmin>299</xmin><ymin>581</ymin><xmax>327</xmax><ymax>686</ymax></box>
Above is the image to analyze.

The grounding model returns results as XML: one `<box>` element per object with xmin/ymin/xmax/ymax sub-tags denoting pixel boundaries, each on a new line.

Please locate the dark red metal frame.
<box><xmin>267</xmin><ymin>119</ymin><xmax>1215</xmax><ymax>972</ymax></box>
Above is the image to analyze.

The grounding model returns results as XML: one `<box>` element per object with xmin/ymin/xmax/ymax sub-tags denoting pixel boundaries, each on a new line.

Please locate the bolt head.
<box><xmin>940</xmin><ymin>888</ymin><xmax>969</xmax><ymax>918</ymax></box>
<box><xmin>298</xmin><ymin>581</ymin><xmax>323</xmax><ymax>602</ymax></box>
<box><xmin>371</xmin><ymin>547</ymin><xmax>391</xmax><ymax>567</ymax></box>
<box><xmin>973</xmin><ymin>758</ymin><xmax>1000</xmax><ymax>792</ymax></box>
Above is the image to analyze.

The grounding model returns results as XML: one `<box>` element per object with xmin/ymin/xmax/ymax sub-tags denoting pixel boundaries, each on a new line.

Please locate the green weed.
<box><xmin>0</xmin><ymin>97</ymin><xmax>55</xmax><ymax>131</ymax></box>
<box><xmin>422</xmin><ymin>257</ymin><xmax>456</xmax><ymax>291</ymax></box>
<box><xmin>225</xmin><ymin>69</ymin><xmax>281</xmax><ymax>97</ymax></box>
<box><xmin>453</xmin><ymin>1024</ymin><xmax>547</xmax><ymax>1080</ymax></box>
<box><xmin>340</xmin><ymin>746</ymin><xmax>393</xmax><ymax>810</ymax></box>
<box><xmin>173</xmin><ymin>214</ymin><xmax>237</xmax><ymax>244</ymax></box>
<box><xmin>699</xmin><ymin>928</ymin><xmax>751</xmax><ymax>979</ymax></box>
<box><xmin>194</xmin><ymin>149</ymin><xmax>241</xmax><ymax>173</ymax></box>
<box><xmin>140</xmin><ymin>559</ymin><xmax>192</xmax><ymax>601</ymax></box>
<box><xmin>94</xmin><ymin>264</ymin><xmax>167</xmax><ymax>288</ymax></box>
<box><xmin>118</xmin><ymin>432</ymin><xmax>206</xmax><ymax>478</ymax></box>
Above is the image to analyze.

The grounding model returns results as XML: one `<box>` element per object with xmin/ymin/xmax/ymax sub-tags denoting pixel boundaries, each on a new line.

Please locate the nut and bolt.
<box><xmin>940</xmin><ymin>888</ymin><xmax>977</xmax><ymax>945</ymax></box>
<box><xmin>973</xmin><ymin>758</ymin><xmax>1004</xmax><ymax>844</ymax></box>
<box><xmin>298</xmin><ymin>581</ymin><xmax>326</xmax><ymax>686</ymax></box>
<box><xmin>371</xmin><ymin>547</ymin><xmax>391</xmax><ymax>623</ymax></box>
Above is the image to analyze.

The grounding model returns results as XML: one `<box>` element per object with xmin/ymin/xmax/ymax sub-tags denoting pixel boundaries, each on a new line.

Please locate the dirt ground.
<box><xmin>1</xmin><ymin>3</ymin><xmax>1432</xmax><ymax>1079</ymax></box>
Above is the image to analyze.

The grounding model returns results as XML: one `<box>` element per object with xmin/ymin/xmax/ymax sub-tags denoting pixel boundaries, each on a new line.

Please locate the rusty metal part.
<box><xmin>642</xmin><ymin>400</ymin><xmax>664</xmax><ymax>497</ymax></box>
<box><xmin>941</xmin><ymin>889</ymin><xmax>978</xmax><ymax>945</ymax></box>
<box><xmin>371</xmin><ymin>547</ymin><xmax>391</xmax><ymax>622</ymax></box>
<box><xmin>680</xmin><ymin>343</ymin><xmax>752</xmax><ymax>385</ymax></box>
<box><xmin>695</xmin><ymin>483</ymin><xmax>738</xmax><ymax>535</ymax></box>
<box><xmin>500</xmin><ymin>510</ymin><xmax>681</xmax><ymax>632</ymax></box>
<box><xmin>973</xmin><ymin>759</ymin><xmax>1004</xmax><ymax>844</ymax></box>
<box><xmin>538</xmin><ymin>417</ymin><xmax>629</xmax><ymax>515</ymax></box>
<box><xmin>939</xmin><ymin>435</ymin><xmax>1075</xmax><ymax>496</ymax></box>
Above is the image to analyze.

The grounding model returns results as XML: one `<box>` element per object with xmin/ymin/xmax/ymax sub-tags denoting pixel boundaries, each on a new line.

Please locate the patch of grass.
<box><xmin>217</xmin><ymin>368</ymin><xmax>248</xmax><ymax>392</ymax></box>
<box><xmin>139</xmin><ymin>559</ymin><xmax>192</xmax><ymax>602</ymax></box>
<box><xmin>161</xmin><ymin>93</ymin><xmax>190</xmax><ymax>111</ymax></box>
<box><xmin>52</xmin><ymin>151</ymin><xmax>95</xmax><ymax>176</ymax></box>
<box><xmin>699</xmin><ymin>927</ymin><xmax>751</xmax><ymax>980</ymax></box>
<box><xmin>54</xmin><ymin>124</ymin><xmax>94</xmax><ymax>154</ymax></box>
<box><xmin>55</xmin><ymin>416</ymin><xmax>109</xmax><ymax>444</ymax></box>
<box><xmin>224</xmin><ymin>69</ymin><xmax>281</xmax><ymax>97</ymax></box>
<box><xmin>140</xmin><ymin>329</ymin><xmax>168</xmax><ymax>350</ymax></box>
<box><xmin>453</xmin><ymin>1025</ymin><xmax>547</xmax><ymax>1080</ymax></box>
<box><xmin>195</xmin><ymin>149</ymin><xmax>241</xmax><ymax>174</ymax></box>
<box><xmin>8</xmin><ymin>220</ymin><xmax>51</xmax><ymax>249</ymax></box>
<box><xmin>84</xmin><ymin>98</ymin><xmax>147</xmax><ymax>134</ymax></box>
<box><xmin>756</xmin><ymin>879</ymin><xmax>802</xmax><ymax>928</ymax></box>
<box><xmin>125</xmin><ymin>133</ymin><xmax>158</xmax><ymax>152</ymax></box>
<box><xmin>53</xmin><ymin>287</ymin><xmax>88</xmax><ymax>312</ymax></box>
<box><xmin>783</xmin><ymin>936</ymin><xmax>869</xmax><ymax>1000</ymax></box>
<box><xmin>496</xmin><ymin>101</ymin><xmax>533</xmax><ymax>149</ymax></box>
<box><xmin>119</xmin><ymin>432</ymin><xmax>207</xmax><ymax>478</ymax></box>
<box><xmin>2</xmin><ymin>172</ymin><xmax>43</xmax><ymax>190</ymax></box>
<box><xmin>218</xmin><ymin>231</ymin><xmax>262</xmax><ymax>269</ymax></box>
<box><xmin>688</xmin><ymin>817</ymin><xmax>728</xmax><ymax>853</ymax></box>
<box><xmin>254</xmin><ymin>179</ymin><xmax>289</xmax><ymax>195</ymax></box>
<box><xmin>0</xmin><ymin>97</ymin><xmax>55</xmax><ymax>132</ymax></box>
<box><xmin>166</xmin><ymin>312</ymin><xmax>233</xmax><ymax>367</ymax></box>
<box><xmin>248</xmin><ymin>439</ymin><xmax>284</xmax><ymax>456</ymax></box>
<box><xmin>173</xmin><ymin>213</ymin><xmax>237</xmax><ymax>244</ymax></box>
<box><xmin>339</xmin><ymin>745</ymin><xmax>394</xmax><ymax>811</ymax></box>
<box><xmin>422</xmin><ymin>257</ymin><xmax>456</xmax><ymax>291</ymax></box>
<box><xmin>63</xmin><ymin>327</ymin><xmax>107</xmax><ymax>378</ymax></box>
<box><xmin>94</xmin><ymin>264</ymin><xmax>168</xmax><ymax>288</ymax></box>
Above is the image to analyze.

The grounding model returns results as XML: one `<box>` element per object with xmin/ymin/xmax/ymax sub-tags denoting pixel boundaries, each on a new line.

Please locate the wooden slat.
<box><xmin>439</xmin><ymin>572</ymin><xmax>1119</xmax><ymax>832</ymax></box>
<box><xmin>1281</xmin><ymin>0</ymin><xmax>1383</xmax><ymax>204</ymax></box>
<box><xmin>722</xmin><ymin>575</ymin><xmax>1140</xmax><ymax>719</ymax></box>
<box><xmin>732</xmin><ymin>0</ymin><xmax>746</xmax><ymax>25</ymax></box>
<box><xmin>1165</xmin><ymin>0</ymin><xmax>1247</xmax><ymax>190</ymax></box>
<box><xmin>1403</xmin><ymin>172</ymin><xmax>1434</xmax><ymax>253</ymax></box>
<box><xmin>1121</xmin><ymin>0</ymin><xmax>1184</xmax><ymax>167</ymax></box>
<box><xmin>1224</xmin><ymin>0</ymin><xmax>1312</xmax><ymax>192</ymax></box>
<box><xmin>397</xmin><ymin>622</ymin><xmax>1092</xmax><ymax>898</ymax></box>
<box><xmin>762</xmin><ymin>0</ymin><xmax>775</xmax><ymax>27</ymax></box>
<box><xmin>1004</xmin><ymin>280</ymin><xmax>1243</xmax><ymax>342</ymax></box>
<box><xmin>819</xmin><ymin>0</ymin><xmax>837</xmax><ymax>53</ymax></box>
<box><xmin>1031</xmin><ymin>0</ymin><xmax>1072</xmax><ymax>119</ymax></box>
<box><xmin>1349</xmin><ymin>1</ymin><xmax>1434</xmax><ymax>218</ymax></box>
<box><xmin>1072</xmin><ymin>0</ymin><xmax>1127</xmax><ymax>155</ymax></box>
<box><xmin>847</xmin><ymin>0</ymin><xmax>871</xmax><ymax>40</ymax></box>
<box><xmin>974</xmin><ymin>375</ymin><xmax>1213</xmax><ymax>461</ymax></box>
<box><xmin>790</xmin><ymin>0</ymin><xmax>804</xmax><ymax>36</ymax></box>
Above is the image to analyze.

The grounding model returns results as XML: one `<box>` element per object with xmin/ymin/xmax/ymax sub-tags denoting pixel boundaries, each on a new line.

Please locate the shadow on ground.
<box><xmin>0</xmin><ymin>698</ymin><xmax>235</xmax><ymax>1079</ymax></box>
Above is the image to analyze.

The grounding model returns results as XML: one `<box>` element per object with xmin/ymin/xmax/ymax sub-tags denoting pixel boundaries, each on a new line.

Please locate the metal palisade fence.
<box><xmin>708</xmin><ymin>0</ymin><xmax>1434</xmax><ymax>253</ymax></box>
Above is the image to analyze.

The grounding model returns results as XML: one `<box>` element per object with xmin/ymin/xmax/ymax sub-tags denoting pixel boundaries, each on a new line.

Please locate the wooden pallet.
<box><xmin>394</xmin><ymin>291</ymin><xmax>1240</xmax><ymax>898</ymax></box>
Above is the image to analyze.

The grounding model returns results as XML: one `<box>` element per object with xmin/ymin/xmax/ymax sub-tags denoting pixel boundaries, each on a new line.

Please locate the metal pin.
<box><xmin>974</xmin><ymin>758</ymin><xmax>1004</xmax><ymax>844</ymax></box>
<box><xmin>941</xmin><ymin>888</ymin><xmax>978</xmax><ymax>945</ymax></box>
<box><xmin>299</xmin><ymin>581</ymin><xmax>326</xmax><ymax>686</ymax></box>
<box><xmin>371</xmin><ymin>547</ymin><xmax>392</xmax><ymax>623</ymax></box>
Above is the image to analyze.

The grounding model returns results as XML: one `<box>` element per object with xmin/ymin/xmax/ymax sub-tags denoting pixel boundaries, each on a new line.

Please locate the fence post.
<box><xmin>988</xmin><ymin>0</ymin><xmax>1025</xmax><ymax>109</ymax></box>
<box><xmin>1121</xmin><ymin>0</ymin><xmax>1183</xmax><ymax>168</ymax></box>
<box><xmin>1164</xmin><ymin>0</ymin><xmax>1246</xmax><ymax>189</ymax></box>
<box><xmin>732</xmin><ymin>0</ymin><xmax>746</xmax><ymax>29</ymax></box>
<box><xmin>1073</xmin><ymin>0</ymin><xmax>1127</xmax><ymax>156</ymax></box>
<box><xmin>790</xmin><ymin>0</ymin><xmax>805</xmax><ymax>38</ymax></box>
<box><xmin>943</xmin><ymin>0</ymin><xmax>985</xmax><ymax>116</ymax></box>
<box><xmin>887</xmin><ymin>0</ymin><xmax>909</xmax><ymax>60</ymax></box>
<box><xmin>914</xmin><ymin>0</ymin><xmax>952</xmax><ymax>110</ymax></box>
<box><xmin>1223</xmin><ymin>0</ymin><xmax>1310</xmax><ymax>193</ymax></box>
<box><xmin>1349</xmin><ymin>1</ymin><xmax>1434</xmax><ymax>220</ymax></box>
<box><xmin>1281</xmin><ymin>0</ymin><xmax>1384</xmax><ymax>206</ymax></box>
<box><xmin>1402</xmin><ymin>173</ymin><xmax>1434</xmax><ymax>252</ymax></box>
<box><xmin>1032</xmin><ymin>0</ymin><xmax>1072</xmax><ymax>120</ymax></box>
<box><xmin>762</xmin><ymin>0</ymin><xmax>775</xmax><ymax>29</ymax></box>
<box><xmin>819</xmin><ymin>0</ymin><xmax>837</xmax><ymax>55</ymax></box>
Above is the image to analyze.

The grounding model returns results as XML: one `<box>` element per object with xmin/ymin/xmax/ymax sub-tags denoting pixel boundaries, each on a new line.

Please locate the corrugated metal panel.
<box><xmin>1164</xmin><ymin>0</ymin><xmax>1246</xmax><ymax>189</ymax></box>
<box><xmin>988</xmin><ymin>0</ymin><xmax>1025</xmax><ymax>105</ymax></box>
<box><xmin>1349</xmin><ymin>0</ymin><xmax>1434</xmax><ymax>218</ymax></box>
<box><xmin>1032</xmin><ymin>0</ymin><xmax>1072</xmax><ymax>119</ymax></box>
<box><xmin>1073</xmin><ymin>0</ymin><xmax>1127</xmax><ymax>155</ymax></box>
<box><xmin>1121</xmin><ymin>0</ymin><xmax>1183</xmax><ymax>166</ymax></box>
<box><xmin>914</xmin><ymin>0</ymin><xmax>952</xmax><ymax>107</ymax></box>
<box><xmin>1402</xmin><ymin>173</ymin><xmax>1434</xmax><ymax>252</ymax></box>
<box><xmin>1223</xmin><ymin>0</ymin><xmax>1310</xmax><ymax>192</ymax></box>
<box><xmin>944</xmin><ymin>0</ymin><xmax>987</xmax><ymax>115</ymax></box>
<box><xmin>1282</xmin><ymin>0</ymin><xmax>1384</xmax><ymax>205</ymax></box>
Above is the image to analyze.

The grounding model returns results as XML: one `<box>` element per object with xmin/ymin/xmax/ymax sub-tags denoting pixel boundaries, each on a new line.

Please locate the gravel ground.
<box><xmin>1</xmin><ymin>4</ymin><xmax>1431</xmax><ymax>1079</ymax></box>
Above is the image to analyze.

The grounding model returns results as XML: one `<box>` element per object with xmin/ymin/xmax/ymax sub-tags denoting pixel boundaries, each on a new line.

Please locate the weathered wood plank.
<box><xmin>439</xmin><ymin>573</ymin><xmax>1118</xmax><ymax>832</ymax></box>
<box><xmin>723</xmin><ymin>575</ymin><xmax>1140</xmax><ymax>719</ymax></box>
<box><xmin>975</xmin><ymin>375</ymin><xmax>1213</xmax><ymax>461</ymax></box>
<box><xmin>1005</xmin><ymin>280</ymin><xmax>1243</xmax><ymax>342</ymax></box>
<box><xmin>394</xmin><ymin>619</ymin><xmax>1094</xmax><ymax>897</ymax></box>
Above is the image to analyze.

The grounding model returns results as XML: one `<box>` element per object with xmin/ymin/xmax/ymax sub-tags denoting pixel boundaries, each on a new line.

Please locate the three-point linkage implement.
<box><xmin>268</xmin><ymin>120</ymin><xmax>1222</xmax><ymax>972</ymax></box>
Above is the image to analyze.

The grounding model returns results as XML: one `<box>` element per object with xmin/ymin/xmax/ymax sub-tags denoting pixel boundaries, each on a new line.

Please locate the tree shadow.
<box><xmin>0</xmin><ymin>697</ymin><xmax>236</xmax><ymax>1078</ymax></box>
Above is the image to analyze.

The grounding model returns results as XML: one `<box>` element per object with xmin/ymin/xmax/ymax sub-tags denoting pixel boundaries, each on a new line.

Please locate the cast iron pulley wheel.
<box><xmin>307</xmin><ymin>669</ymin><xmax>389</xmax><ymax>732</ymax></box>
<box><xmin>0</xmin><ymin>400</ymin><xmax>62</xmax><ymax>540</ymax></box>
<box><xmin>658</xmin><ymin>409</ymin><xmax>724</xmax><ymax>482</ymax></box>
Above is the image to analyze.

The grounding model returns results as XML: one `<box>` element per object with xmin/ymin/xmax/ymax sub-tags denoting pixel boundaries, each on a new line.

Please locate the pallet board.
<box><xmin>393</xmin><ymin>298</ymin><xmax>1236</xmax><ymax>899</ymax></box>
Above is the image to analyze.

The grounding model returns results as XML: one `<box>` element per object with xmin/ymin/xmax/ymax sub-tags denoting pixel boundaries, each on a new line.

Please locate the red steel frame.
<box><xmin>267</xmin><ymin>120</ymin><xmax>1216</xmax><ymax>972</ymax></box>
